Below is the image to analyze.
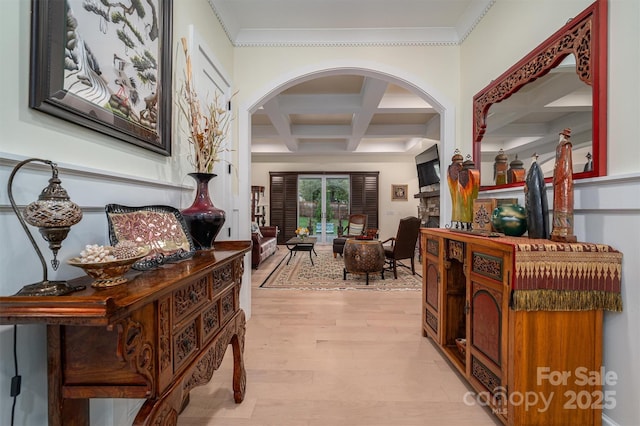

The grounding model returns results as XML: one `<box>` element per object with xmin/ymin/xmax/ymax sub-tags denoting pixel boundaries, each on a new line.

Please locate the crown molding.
<box><xmin>457</xmin><ymin>0</ymin><xmax>496</xmax><ymax>43</ymax></box>
<box><xmin>207</xmin><ymin>0</ymin><xmax>495</xmax><ymax>47</ymax></box>
<box><xmin>234</xmin><ymin>28</ymin><xmax>459</xmax><ymax>47</ymax></box>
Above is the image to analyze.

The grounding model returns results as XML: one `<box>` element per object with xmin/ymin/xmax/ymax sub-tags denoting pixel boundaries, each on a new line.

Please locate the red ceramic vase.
<box><xmin>181</xmin><ymin>173</ymin><xmax>226</xmax><ymax>250</ymax></box>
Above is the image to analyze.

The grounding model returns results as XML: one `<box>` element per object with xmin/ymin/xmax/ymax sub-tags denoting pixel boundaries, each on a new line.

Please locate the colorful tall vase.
<box><xmin>181</xmin><ymin>173</ymin><xmax>226</xmax><ymax>250</ymax></box>
<box><xmin>447</xmin><ymin>150</ymin><xmax>465</xmax><ymax>227</ymax></box>
<box><xmin>448</xmin><ymin>151</ymin><xmax>479</xmax><ymax>229</ymax></box>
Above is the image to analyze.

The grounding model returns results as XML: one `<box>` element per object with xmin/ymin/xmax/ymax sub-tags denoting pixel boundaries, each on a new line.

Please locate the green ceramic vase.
<box><xmin>491</xmin><ymin>204</ymin><xmax>527</xmax><ymax>237</ymax></box>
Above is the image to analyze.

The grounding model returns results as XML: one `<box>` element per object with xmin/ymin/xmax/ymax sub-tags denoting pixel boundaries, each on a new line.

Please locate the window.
<box><xmin>269</xmin><ymin>172</ymin><xmax>379</xmax><ymax>243</ymax></box>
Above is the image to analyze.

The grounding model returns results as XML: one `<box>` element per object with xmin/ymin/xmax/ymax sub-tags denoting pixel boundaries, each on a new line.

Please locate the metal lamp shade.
<box><xmin>8</xmin><ymin>158</ymin><xmax>85</xmax><ymax>296</ymax></box>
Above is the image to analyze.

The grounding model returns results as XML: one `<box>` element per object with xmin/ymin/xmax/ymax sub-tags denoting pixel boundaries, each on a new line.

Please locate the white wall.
<box><xmin>462</xmin><ymin>1</ymin><xmax>640</xmax><ymax>425</ymax></box>
<box><xmin>251</xmin><ymin>155</ymin><xmax>431</xmax><ymax>240</ymax></box>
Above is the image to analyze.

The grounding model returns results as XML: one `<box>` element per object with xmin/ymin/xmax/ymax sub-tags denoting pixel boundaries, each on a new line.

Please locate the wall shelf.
<box><xmin>414</xmin><ymin>191</ymin><xmax>440</xmax><ymax>199</ymax></box>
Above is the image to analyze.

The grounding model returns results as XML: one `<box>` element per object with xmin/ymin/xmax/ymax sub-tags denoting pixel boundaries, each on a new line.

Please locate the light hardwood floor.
<box><xmin>178</xmin><ymin>246</ymin><xmax>500</xmax><ymax>426</ymax></box>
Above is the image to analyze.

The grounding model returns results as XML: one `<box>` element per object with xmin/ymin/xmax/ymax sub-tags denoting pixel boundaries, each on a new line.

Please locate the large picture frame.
<box><xmin>29</xmin><ymin>0</ymin><xmax>173</xmax><ymax>155</ymax></box>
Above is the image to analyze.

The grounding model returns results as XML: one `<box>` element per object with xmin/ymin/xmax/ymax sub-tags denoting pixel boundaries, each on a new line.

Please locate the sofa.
<box><xmin>251</xmin><ymin>225</ymin><xmax>279</xmax><ymax>269</ymax></box>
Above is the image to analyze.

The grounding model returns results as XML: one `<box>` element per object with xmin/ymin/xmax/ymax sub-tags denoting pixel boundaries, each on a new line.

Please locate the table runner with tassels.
<box><xmin>507</xmin><ymin>239</ymin><xmax>622</xmax><ymax>311</ymax></box>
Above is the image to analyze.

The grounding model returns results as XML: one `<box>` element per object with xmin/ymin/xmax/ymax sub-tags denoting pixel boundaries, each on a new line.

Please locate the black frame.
<box><xmin>29</xmin><ymin>0</ymin><xmax>173</xmax><ymax>155</ymax></box>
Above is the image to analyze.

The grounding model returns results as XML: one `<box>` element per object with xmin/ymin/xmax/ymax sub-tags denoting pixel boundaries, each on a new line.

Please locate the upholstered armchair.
<box><xmin>381</xmin><ymin>216</ymin><xmax>421</xmax><ymax>278</ymax></box>
<box><xmin>332</xmin><ymin>213</ymin><xmax>367</xmax><ymax>258</ymax></box>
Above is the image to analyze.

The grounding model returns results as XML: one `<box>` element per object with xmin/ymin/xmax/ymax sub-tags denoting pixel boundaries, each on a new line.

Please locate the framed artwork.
<box><xmin>29</xmin><ymin>0</ymin><xmax>173</xmax><ymax>155</ymax></box>
<box><xmin>391</xmin><ymin>184</ymin><xmax>408</xmax><ymax>201</ymax></box>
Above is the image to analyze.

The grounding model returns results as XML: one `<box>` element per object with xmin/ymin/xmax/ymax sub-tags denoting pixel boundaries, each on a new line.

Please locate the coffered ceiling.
<box><xmin>207</xmin><ymin>0</ymin><xmax>495</xmax><ymax>157</ymax></box>
<box><xmin>251</xmin><ymin>75</ymin><xmax>441</xmax><ymax>156</ymax></box>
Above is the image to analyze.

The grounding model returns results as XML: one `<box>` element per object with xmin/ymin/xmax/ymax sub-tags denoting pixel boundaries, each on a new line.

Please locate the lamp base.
<box><xmin>15</xmin><ymin>280</ymin><xmax>85</xmax><ymax>296</ymax></box>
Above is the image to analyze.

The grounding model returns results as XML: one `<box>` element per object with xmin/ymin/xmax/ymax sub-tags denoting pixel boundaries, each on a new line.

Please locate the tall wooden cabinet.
<box><xmin>421</xmin><ymin>228</ymin><xmax>622</xmax><ymax>425</ymax></box>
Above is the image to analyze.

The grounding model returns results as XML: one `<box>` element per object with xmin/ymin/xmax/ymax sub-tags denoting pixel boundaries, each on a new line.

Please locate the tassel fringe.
<box><xmin>512</xmin><ymin>289</ymin><xmax>623</xmax><ymax>312</ymax></box>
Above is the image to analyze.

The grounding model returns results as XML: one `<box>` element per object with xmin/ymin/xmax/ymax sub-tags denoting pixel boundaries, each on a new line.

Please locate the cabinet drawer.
<box><xmin>220</xmin><ymin>288</ymin><xmax>237</xmax><ymax>325</ymax></box>
<box><xmin>471</xmin><ymin>355</ymin><xmax>506</xmax><ymax>413</ymax></box>
<box><xmin>201</xmin><ymin>288</ymin><xmax>236</xmax><ymax>345</ymax></box>
<box><xmin>425</xmin><ymin>237</ymin><xmax>439</xmax><ymax>257</ymax></box>
<box><xmin>425</xmin><ymin>309</ymin><xmax>438</xmax><ymax>335</ymax></box>
<box><xmin>446</xmin><ymin>239</ymin><xmax>465</xmax><ymax>263</ymax></box>
<box><xmin>469</xmin><ymin>246</ymin><xmax>506</xmax><ymax>284</ymax></box>
<box><xmin>202</xmin><ymin>302</ymin><xmax>221</xmax><ymax>342</ymax></box>
<box><xmin>212</xmin><ymin>262</ymin><xmax>234</xmax><ymax>291</ymax></box>
<box><xmin>173</xmin><ymin>274</ymin><xmax>210</xmax><ymax>324</ymax></box>
<box><xmin>173</xmin><ymin>317</ymin><xmax>200</xmax><ymax>372</ymax></box>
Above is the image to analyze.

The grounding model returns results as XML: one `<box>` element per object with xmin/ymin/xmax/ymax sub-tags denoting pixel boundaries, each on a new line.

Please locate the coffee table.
<box><xmin>284</xmin><ymin>236</ymin><xmax>318</xmax><ymax>265</ymax></box>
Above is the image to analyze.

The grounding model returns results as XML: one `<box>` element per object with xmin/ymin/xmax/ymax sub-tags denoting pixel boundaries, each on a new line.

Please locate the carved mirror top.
<box><xmin>473</xmin><ymin>0</ymin><xmax>607</xmax><ymax>189</ymax></box>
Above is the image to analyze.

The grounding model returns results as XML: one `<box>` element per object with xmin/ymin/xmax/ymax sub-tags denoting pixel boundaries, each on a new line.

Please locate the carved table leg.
<box><xmin>231</xmin><ymin>311</ymin><xmax>247</xmax><ymax>403</ymax></box>
<box><xmin>133</xmin><ymin>309</ymin><xmax>247</xmax><ymax>425</ymax></box>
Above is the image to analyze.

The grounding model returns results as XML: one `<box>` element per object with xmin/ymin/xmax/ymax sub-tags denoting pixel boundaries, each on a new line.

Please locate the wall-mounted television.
<box><xmin>416</xmin><ymin>145</ymin><xmax>440</xmax><ymax>188</ymax></box>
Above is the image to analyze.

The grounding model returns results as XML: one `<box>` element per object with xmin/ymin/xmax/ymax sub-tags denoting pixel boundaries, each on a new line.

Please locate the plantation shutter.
<box><xmin>349</xmin><ymin>172</ymin><xmax>379</xmax><ymax>230</ymax></box>
<box><xmin>270</xmin><ymin>172</ymin><xmax>298</xmax><ymax>243</ymax></box>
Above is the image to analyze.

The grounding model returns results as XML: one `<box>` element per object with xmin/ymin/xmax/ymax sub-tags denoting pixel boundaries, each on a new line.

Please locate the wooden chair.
<box><xmin>339</xmin><ymin>214</ymin><xmax>367</xmax><ymax>237</ymax></box>
<box><xmin>332</xmin><ymin>213</ymin><xmax>367</xmax><ymax>258</ymax></box>
<box><xmin>381</xmin><ymin>216</ymin><xmax>421</xmax><ymax>279</ymax></box>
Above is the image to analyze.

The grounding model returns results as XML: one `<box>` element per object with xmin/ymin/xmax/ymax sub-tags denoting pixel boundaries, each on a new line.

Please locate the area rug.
<box><xmin>259</xmin><ymin>247</ymin><xmax>422</xmax><ymax>290</ymax></box>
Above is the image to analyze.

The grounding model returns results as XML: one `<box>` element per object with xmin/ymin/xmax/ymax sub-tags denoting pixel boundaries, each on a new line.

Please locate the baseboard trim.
<box><xmin>602</xmin><ymin>413</ymin><xmax>620</xmax><ymax>426</ymax></box>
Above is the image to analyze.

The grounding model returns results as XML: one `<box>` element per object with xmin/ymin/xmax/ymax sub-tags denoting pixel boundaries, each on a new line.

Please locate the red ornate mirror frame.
<box><xmin>472</xmin><ymin>0</ymin><xmax>607</xmax><ymax>190</ymax></box>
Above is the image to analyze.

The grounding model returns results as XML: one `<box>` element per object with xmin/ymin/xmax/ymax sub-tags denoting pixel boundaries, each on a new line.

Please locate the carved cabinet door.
<box><xmin>467</xmin><ymin>245</ymin><xmax>510</xmax><ymax>419</ymax></box>
<box><xmin>423</xmin><ymin>234</ymin><xmax>442</xmax><ymax>343</ymax></box>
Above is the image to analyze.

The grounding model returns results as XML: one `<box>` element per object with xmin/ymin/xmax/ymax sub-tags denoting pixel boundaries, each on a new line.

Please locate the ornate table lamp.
<box><xmin>7</xmin><ymin>158</ymin><xmax>84</xmax><ymax>296</ymax></box>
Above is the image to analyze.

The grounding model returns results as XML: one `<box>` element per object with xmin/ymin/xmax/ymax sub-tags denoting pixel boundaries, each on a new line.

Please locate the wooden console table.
<box><xmin>420</xmin><ymin>229</ymin><xmax>622</xmax><ymax>425</ymax></box>
<box><xmin>0</xmin><ymin>241</ymin><xmax>251</xmax><ymax>426</ymax></box>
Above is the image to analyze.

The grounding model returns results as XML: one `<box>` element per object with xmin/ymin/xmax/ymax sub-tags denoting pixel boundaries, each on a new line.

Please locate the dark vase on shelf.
<box><xmin>181</xmin><ymin>172</ymin><xmax>226</xmax><ymax>250</ymax></box>
<box><xmin>524</xmin><ymin>157</ymin><xmax>549</xmax><ymax>239</ymax></box>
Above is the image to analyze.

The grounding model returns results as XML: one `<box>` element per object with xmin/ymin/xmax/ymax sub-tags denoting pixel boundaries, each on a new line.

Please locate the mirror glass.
<box><xmin>479</xmin><ymin>55</ymin><xmax>593</xmax><ymax>186</ymax></box>
<box><xmin>473</xmin><ymin>0</ymin><xmax>607</xmax><ymax>189</ymax></box>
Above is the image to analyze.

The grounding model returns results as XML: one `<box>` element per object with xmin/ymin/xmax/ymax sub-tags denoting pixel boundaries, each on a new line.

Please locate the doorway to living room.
<box><xmin>244</xmin><ymin>65</ymin><xmax>455</xmax><ymax>241</ymax></box>
<box><xmin>298</xmin><ymin>175</ymin><xmax>349</xmax><ymax>244</ymax></box>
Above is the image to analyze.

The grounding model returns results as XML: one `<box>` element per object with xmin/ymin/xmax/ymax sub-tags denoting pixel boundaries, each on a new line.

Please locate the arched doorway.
<box><xmin>237</xmin><ymin>64</ymin><xmax>455</xmax><ymax>316</ymax></box>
